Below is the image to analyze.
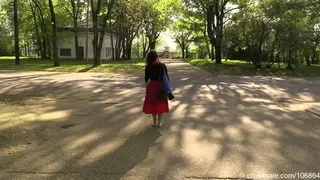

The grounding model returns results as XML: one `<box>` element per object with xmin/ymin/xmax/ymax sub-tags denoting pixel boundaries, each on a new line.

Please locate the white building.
<box><xmin>57</xmin><ymin>26</ymin><xmax>117</xmax><ymax>60</ymax></box>
<box><xmin>158</xmin><ymin>46</ymin><xmax>181</xmax><ymax>59</ymax></box>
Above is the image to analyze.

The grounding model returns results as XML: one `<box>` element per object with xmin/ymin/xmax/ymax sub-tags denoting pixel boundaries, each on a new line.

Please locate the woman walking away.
<box><xmin>143</xmin><ymin>50</ymin><xmax>172</xmax><ymax>127</ymax></box>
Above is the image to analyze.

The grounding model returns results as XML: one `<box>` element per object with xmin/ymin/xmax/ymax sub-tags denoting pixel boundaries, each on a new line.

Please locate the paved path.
<box><xmin>0</xmin><ymin>59</ymin><xmax>320</xmax><ymax>179</ymax></box>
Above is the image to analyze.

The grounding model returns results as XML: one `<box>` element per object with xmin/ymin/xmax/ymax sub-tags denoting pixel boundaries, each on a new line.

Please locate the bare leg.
<box><xmin>157</xmin><ymin>114</ymin><xmax>163</xmax><ymax>127</ymax></box>
<box><xmin>152</xmin><ymin>114</ymin><xmax>157</xmax><ymax>126</ymax></box>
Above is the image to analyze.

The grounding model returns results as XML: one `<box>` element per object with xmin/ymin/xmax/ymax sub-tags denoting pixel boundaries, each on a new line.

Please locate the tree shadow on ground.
<box><xmin>77</xmin><ymin>65</ymin><xmax>97</xmax><ymax>72</ymax></box>
<box><xmin>0</xmin><ymin>62</ymin><xmax>319</xmax><ymax>179</ymax></box>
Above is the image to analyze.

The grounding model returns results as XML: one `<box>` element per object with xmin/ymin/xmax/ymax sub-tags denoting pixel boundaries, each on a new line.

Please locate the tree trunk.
<box><xmin>91</xmin><ymin>0</ymin><xmax>115</xmax><ymax>65</ymax></box>
<box><xmin>98</xmin><ymin>30</ymin><xmax>106</xmax><ymax>63</ymax></box>
<box><xmin>305</xmin><ymin>54</ymin><xmax>311</xmax><ymax>66</ymax></box>
<box><xmin>215</xmin><ymin>36</ymin><xmax>222</xmax><ymax>64</ymax></box>
<box><xmin>181</xmin><ymin>46</ymin><xmax>185</xmax><ymax>59</ymax></box>
<box><xmin>214</xmin><ymin>4</ymin><xmax>224</xmax><ymax>64</ymax></box>
<box><xmin>142</xmin><ymin>34</ymin><xmax>148</xmax><ymax>58</ymax></box>
<box><xmin>71</xmin><ymin>0</ymin><xmax>79</xmax><ymax>60</ymax></box>
<box><xmin>211</xmin><ymin>43</ymin><xmax>214</xmax><ymax>60</ymax></box>
<box><xmin>32</xmin><ymin>0</ymin><xmax>48</xmax><ymax>59</ymax></box>
<box><xmin>37</xmin><ymin>6</ymin><xmax>46</xmax><ymax>59</ymax></box>
<box><xmin>47</xmin><ymin>36</ymin><xmax>51</xmax><ymax>59</ymax></box>
<box><xmin>311</xmin><ymin>50</ymin><xmax>316</xmax><ymax>64</ymax></box>
<box><xmin>109</xmin><ymin>20</ymin><xmax>115</xmax><ymax>60</ymax></box>
<box><xmin>276</xmin><ymin>54</ymin><xmax>280</xmax><ymax>68</ymax></box>
<box><xmin>256</xmin><ymin>46</ymin><xmax>262</xmax><ymax>68</ymax></box>
<box><xmin>125</xmin><ymin>34</ymin><xmax>130</xmax><ymax>59</ymax></box>
<box><xmin>127</xmin><ymin>41</ymin><xmax>132</xmax><ymax>60</ymax></box>
<box><xmin>137</xmin><ymin>35</ymin><xmax>140</xmax><ymax>59</ymax></box>
<box><xmin>125</xmin><ymin>31</ymin><xmax>130</xmax><ymax>59</ymax></box>
<box><xmin>30</xmin><ymin>3</ymin><xmax>42</xmax><ymax>58</ymax></box>
<box><xmin>121</xmin><ymin>37</ymin><xmax>126</xmax><ymax>59</ymax></box>
<box><xmin>149</xmin><ymin>41</ymin><xmax>156</xmax><ymax>50</ymax></box>
<box><xmin>24</xmin><ymin>44</ymin><xmax>27</xmax><ymax>56</ymax></box>
<box><xmin>252</xmin><ymin>47</ymin><xmax>261</xmax><ymax>68</ymax></box>
<box><xmin>14</xmin><ymin>0</ymin><xmax>19</xmax><ymax>65</ymax></box>
<box><xmin>207</xmin><ymin>5</ymin><xmax>215</xmax><ymax>61</ymax></box>
<box><xmin>204</xmin><ymin>36</ymin><xmax>211</xmax><ymax>59</ymax></box>
<box><xmin>183</xmin><ymin>49</ymin><xmax>186</xmax><ymax>59</ymax></box>
<box><xmin>266</xmin><ymin>32</ymin><xmax>279</xmax><ymax>68</ymax></box>
<box><xmin>27</xmin><ymin>43</ymin><xmax>30</xmax><ymax>55</ymax></box>
<box><xmin>115</xmin><ymin>28</ymin><xmax>121</xmax><ymax>60</ymax></box>
<box><xmin>287</xmin><ymin>49</ymin><xmax>293</xmax><ymax>70</ymax></box>
<box><xmin>115</xmin><ymin>31</ymin><xmax>123</xmax><ymax>60</ymax></box>
<box><xmin>215</xmin><ymin>43</ymin><xmax>222</xmax><ymax>64</ymax></box>
<box><xmin>92</xmin><ymin>12</ymin><xmax>98</xmax><ymax>64</ymax></box>
<box><xmin>96</xmin><ymin>46</ymin><xmax>102</xmax><ymax>63</ymax></box>
<box><xmin>42</xmin><ymin>33</ymin><xmax>46</xmax><ymax>58</ymax></box>
<box><xmin>48</xmin><ymin>0</ymin><xmax>59</xmax><ymax>66</ymax></box>
<box><xmin>186</xmin><ymin>48</ymin><xmax>189</xmax><ymax>59</ymax></box>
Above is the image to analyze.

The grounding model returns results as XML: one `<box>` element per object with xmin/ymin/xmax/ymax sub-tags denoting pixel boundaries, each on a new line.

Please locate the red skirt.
<box><xmin>143</xmin><ymin>80</ymin><xmax>169</xmax><ymax>114</ymax></box>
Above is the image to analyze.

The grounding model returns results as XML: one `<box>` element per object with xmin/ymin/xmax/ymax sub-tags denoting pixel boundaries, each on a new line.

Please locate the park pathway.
<box><xmin>0</xmin><ymin>59</ymin><xmax>320</xmax><ymax>179</ymax></box>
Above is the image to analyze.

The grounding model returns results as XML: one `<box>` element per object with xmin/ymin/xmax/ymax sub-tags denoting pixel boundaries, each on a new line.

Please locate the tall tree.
<box><xmin>142</xmin><ymin>0</ymin><xmax>180</xmax><ymax>51</ymax></box>
<box><xmin>172</xmin><ymin>20</ymin><xmax>192</xmax><ymax>59</ymax></box>
<box><xmin>91</xmin><ymin>0</ymin><xmax>116</xmax><ymax>65</ymax></box>
<box><xmin>31</xmin><ymin>0</ymin><xmax>51</xmax><ymax>59</ymax></box>
<box><xmin>13</xmin><ymin>0</ymin><xmax>19</xmax><ymax>65</ymax></box>
<box><xmin>111</xmin><ymin>0</ymin><xmax>143</xmax><ymax>60</ymax></box>
<box><xmin>184</xmin><ymin>0</ymin><xmax>246</xmax><ymax>64</ymax></box>
<box><xmin>70</xmin><ymin>0</ymin><xmax>82</xmax><ymax>60</ymax></box>
<box><xmin>48</xmin><ymin>0</ymin><xmax>59</xmax><ymax>66</ymax></box>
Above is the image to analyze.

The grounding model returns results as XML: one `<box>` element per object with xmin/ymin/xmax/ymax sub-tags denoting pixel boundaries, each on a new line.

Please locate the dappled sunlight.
<box><xmin>117</xmin><ymin>116</ymin><xmax>146</xmax><ymax>134</ymax></box>
<box><xmin>262</xmin><ymin>120</ymin><xmax>276</xmax><ymax>128</ymax></box>
<box><xmin>67</xmin><ymin>131</ymin><xmax>104</xmax><ymax>150</ymax></box>
<box><xmin>284</xmin><ymin>124</ymin><xmax>306</xmax><ymax>136</ymax></box>
<box><xmin>171</xmin><ymin>103</ymin><xmax>187</xmax><ymax>120</ymax></box>
<box><xmin>1</xmin><ymin>60</ymin><xmax>320</xmax><ymax>179</ymax></box>
<box><xmin>182</xmin><ymin>136</ymin><xmax>220</xmax><ymax>164</ymax></box>
<box><xmin>180</xmin><ymin>77</ymin><xmax>190</xmax><ymax>81</ymax></box>
<box><xmin>295</xmin><ymin>92</ymin><xmax>315</xmax><ymax>102</ymax></box>
<box><xmin>0</xmin><ymin>113</ymin><xmax>35</xmax><ymax>130</ymax></box>
<box><xmin>243</xmin><ymin>97</ymin><xmax>273</xmax><ymax>103</ymax></box>
<box><xmin>196</xmin><ymin>85</ymin><xmax>217</xmax><ymax>102</ymax></box>
<box><xmin>76</xmin><ymin>138</ymin><xmax>127</xmax><ymax>165</ymax></box>
<box><xmin>188</xmin><ymin>105</ymin><xmax>207</xmax><ymax>119</ymax></box>
<box><xmin>126</xmin><ymin>106</ymin><xmax>143</xmax><ymax>114</ymax></box>
<box><xmin>224</xmin><ymin>125</ymin><xmax>243</xmax><ymax>142</ymax></box>
<box><xmin>92</xmin><ymin>88</ymin><xmax>103</xmax><ymax>93</ymax></box>
<box><xmin>38</xmin><ymin>110</ymin><xmax>73</xmax><ymax>121</ymax></box>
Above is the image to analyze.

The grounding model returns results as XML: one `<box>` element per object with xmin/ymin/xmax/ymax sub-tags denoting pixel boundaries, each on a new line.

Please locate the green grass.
<box><xmin>185</xmin><ymin>59</ymin><xmax>320</xmax><ymax>77</ymax></box>
<box><xmin>0</xmin><ymin>57</ymin><xmax>146</xmax><ymax>74</ymax></box>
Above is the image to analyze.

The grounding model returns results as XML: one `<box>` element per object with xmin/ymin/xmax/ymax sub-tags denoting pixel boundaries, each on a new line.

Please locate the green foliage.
<box><xmin>0</xmin><ymin>1</ymin><xmax>13</xmax><ymax>55</ymax></box>
<box><xmin>224</xmin><ymin>0</ymin><xmax>320</xmax><ymax>67</ymax></box>
<box><xmin>1</xmin><ymin>0</ymin><xmax>319</xmax><ymax>72</ymax></box>
<box><xmin>0</xmin><ymin>57</ymin><xmax>145</xmax><ymax>74</ymax></box>
<box><xmin>142</xmin><ymin>0</ymin><xmax>181</xmax><ymax>45</ymax></box>
<box><xmin>187</xmin><ymin>59</ymin><xmax>320</xmax><ymax>77</ymax></box>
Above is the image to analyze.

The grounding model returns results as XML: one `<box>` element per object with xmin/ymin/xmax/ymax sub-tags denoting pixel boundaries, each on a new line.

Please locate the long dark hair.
<box><xmin>146</xmin><ymin>50</ymin><xmax>158</xmax><ymax>65</ymax></box>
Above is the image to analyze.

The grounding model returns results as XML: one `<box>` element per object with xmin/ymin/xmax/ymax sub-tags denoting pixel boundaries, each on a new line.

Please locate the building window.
<box><xmin>60</xmin><ymin>48</ymin><xmax>71</xmax><ymax>56</ymax></box>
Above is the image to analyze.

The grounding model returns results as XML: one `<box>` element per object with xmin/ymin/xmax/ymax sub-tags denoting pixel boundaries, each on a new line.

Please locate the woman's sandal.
<box><xmin>156</xmin><ymin>123</ymin><xmax>162</xmax><ymax>127</ymax></box>
<box><xmin>151</xmin><ymin>124</ymin><xmax>157</xmax><ymax>127</ymax></box>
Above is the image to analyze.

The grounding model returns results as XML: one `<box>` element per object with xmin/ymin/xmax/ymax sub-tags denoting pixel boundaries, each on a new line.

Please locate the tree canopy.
<box><xmin>0</xmin><ymin>0</ymin><xmax>319</xmax><ymax>69</ymax></box>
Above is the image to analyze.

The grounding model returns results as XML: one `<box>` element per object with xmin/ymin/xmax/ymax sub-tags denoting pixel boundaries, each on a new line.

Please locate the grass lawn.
<box><xmin>185</xmin><ymin>59</ymin><xmax>320</xmax><ymax>77</ymax></box>
<box><xmin>0</xmin><ymin>56</ymin><xmax>146</xmax><ymax>74</ymax></box>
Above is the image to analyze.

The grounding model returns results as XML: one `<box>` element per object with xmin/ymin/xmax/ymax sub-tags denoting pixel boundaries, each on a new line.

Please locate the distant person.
<box><xmin>143</xmin><ymin>50</ymin><xmax>174</xmax><ymax>127</ymax></box>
